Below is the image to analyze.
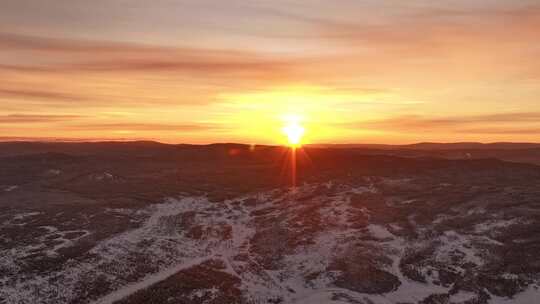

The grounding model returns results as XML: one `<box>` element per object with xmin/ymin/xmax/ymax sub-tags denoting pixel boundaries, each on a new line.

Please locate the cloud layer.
<box><xmin>1</xmin><ymin>1</ymin><xmax>539</xmax><ymax>143</ymax></box>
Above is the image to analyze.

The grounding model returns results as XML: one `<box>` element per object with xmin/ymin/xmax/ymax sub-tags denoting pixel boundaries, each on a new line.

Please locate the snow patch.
<box><xmin>475</xmin><ymin>218</ymin><xmax>524</xmax><ymax>234</ymax></box>
<box><xmin>436</xmin><ymin>231</ymin><xmax>484</xmax><ymax>267</ymax></box>
<box><xmin>450</xmin><ymin>290</ymin><xmax>476</xmax><ymax>303</ymax></box>
<box><xmin>46</xmin><ymin>169</ymin><xmax>62</xmax><ymax>176</ymax></box>
<box><xmin>12</xmin><ymin>211</ymin><xmax>40</xmax><ymax>221</ymax></box>
<box><xmin>368</xmin><ymin>224</ymin><xmax>394</xmax><ymax>239</ymax></box>
<box><xmin>4</xmin><ymin>185</ymin><xmax>18</xmax><ymax>192</ymax></box>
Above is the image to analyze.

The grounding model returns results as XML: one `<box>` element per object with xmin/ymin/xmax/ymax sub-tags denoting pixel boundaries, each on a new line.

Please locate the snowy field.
<box><xmin>2</xmin><ymin>176</ymin><xmax>539</xmax><ymax>304</ymax></box>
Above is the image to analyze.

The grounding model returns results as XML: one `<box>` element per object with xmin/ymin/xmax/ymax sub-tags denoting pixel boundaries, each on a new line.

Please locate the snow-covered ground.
<box><xmin>1</xmin><ymin>179</ymin><xmax>538</xmax><ymax>304</ymax></box>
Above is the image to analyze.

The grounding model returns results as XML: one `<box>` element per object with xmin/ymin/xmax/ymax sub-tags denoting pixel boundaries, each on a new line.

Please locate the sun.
<box><xmin>282</xmin><ymin>116</ymin><xmax>305</xmax><ymax>147</ymax></box>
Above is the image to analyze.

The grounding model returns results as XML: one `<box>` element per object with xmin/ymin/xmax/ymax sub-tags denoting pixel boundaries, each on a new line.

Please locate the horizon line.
<box><xmin>1</xmin><ymin>137</ymin><xmax>540</xmax><ymax>146</ymax></box>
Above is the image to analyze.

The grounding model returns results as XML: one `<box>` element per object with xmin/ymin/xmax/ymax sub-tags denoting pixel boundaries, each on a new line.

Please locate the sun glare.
<box><xmin>282</xmin><ymin>116</ymin><xmax>305</xmax><ymax>147</ymax></box>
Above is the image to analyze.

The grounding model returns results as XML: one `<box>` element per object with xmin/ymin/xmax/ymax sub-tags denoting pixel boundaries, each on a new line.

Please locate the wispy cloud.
<box><xmin>0</xmin><ymin>33</ymin><xmax>298</xmax><ymax>76</ymax></box>
<box><xmin>302</xmin><ymin>4</ymin><xmax>540</xmax><ymax>45</ymax></box>
<box><xmin>0</xmin><ymin>88</ymin><xmax>84</xmax><ymax>101</ymax></box>
<box><xmin>0</xmin><ymin>114</ymin><xmax>84</xmax><ymax>123</ymax></box>
<box><xmin>0</xmin><ymin>33</ymin><xmax>310</xmax><ymax>112</ymax></box>
<box><xmin>64</xmin><ymin>122</ymin><xmax>224</xmax><ymax>132</ymax></box>
<box><xmin>344</xmin><ymin>112</ymin><xmax>540</xmax><ymax>131</ymax></box>
<box><xmin>458</xmin><ymin>127</ymin><xmax>540</xmax><ymax>135</ymax></box>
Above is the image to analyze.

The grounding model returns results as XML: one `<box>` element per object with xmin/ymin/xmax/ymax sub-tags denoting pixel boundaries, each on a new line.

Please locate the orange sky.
<box><xmin>1</xmin><ymin>1</ymin><xmax>540</xmax><ymax>144</ymax></box>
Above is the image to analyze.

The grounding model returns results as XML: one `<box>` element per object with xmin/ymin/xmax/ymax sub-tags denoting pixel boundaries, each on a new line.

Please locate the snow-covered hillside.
<box><xmin>2</xmin><ymin>176</ymin><xmax>539</xmax><ymax>304</ymax></box>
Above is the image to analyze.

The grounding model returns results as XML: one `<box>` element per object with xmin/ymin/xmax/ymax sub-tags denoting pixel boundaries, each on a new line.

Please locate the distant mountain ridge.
<box><xmin>307</xmin><ymin>142</ymin><xmax>540</xmax><ymax>150</ymax></box>
<box><xmin>1</xmin><ymin>141</ymin><xmax>540</xmax><ymax>165</ymax></box>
